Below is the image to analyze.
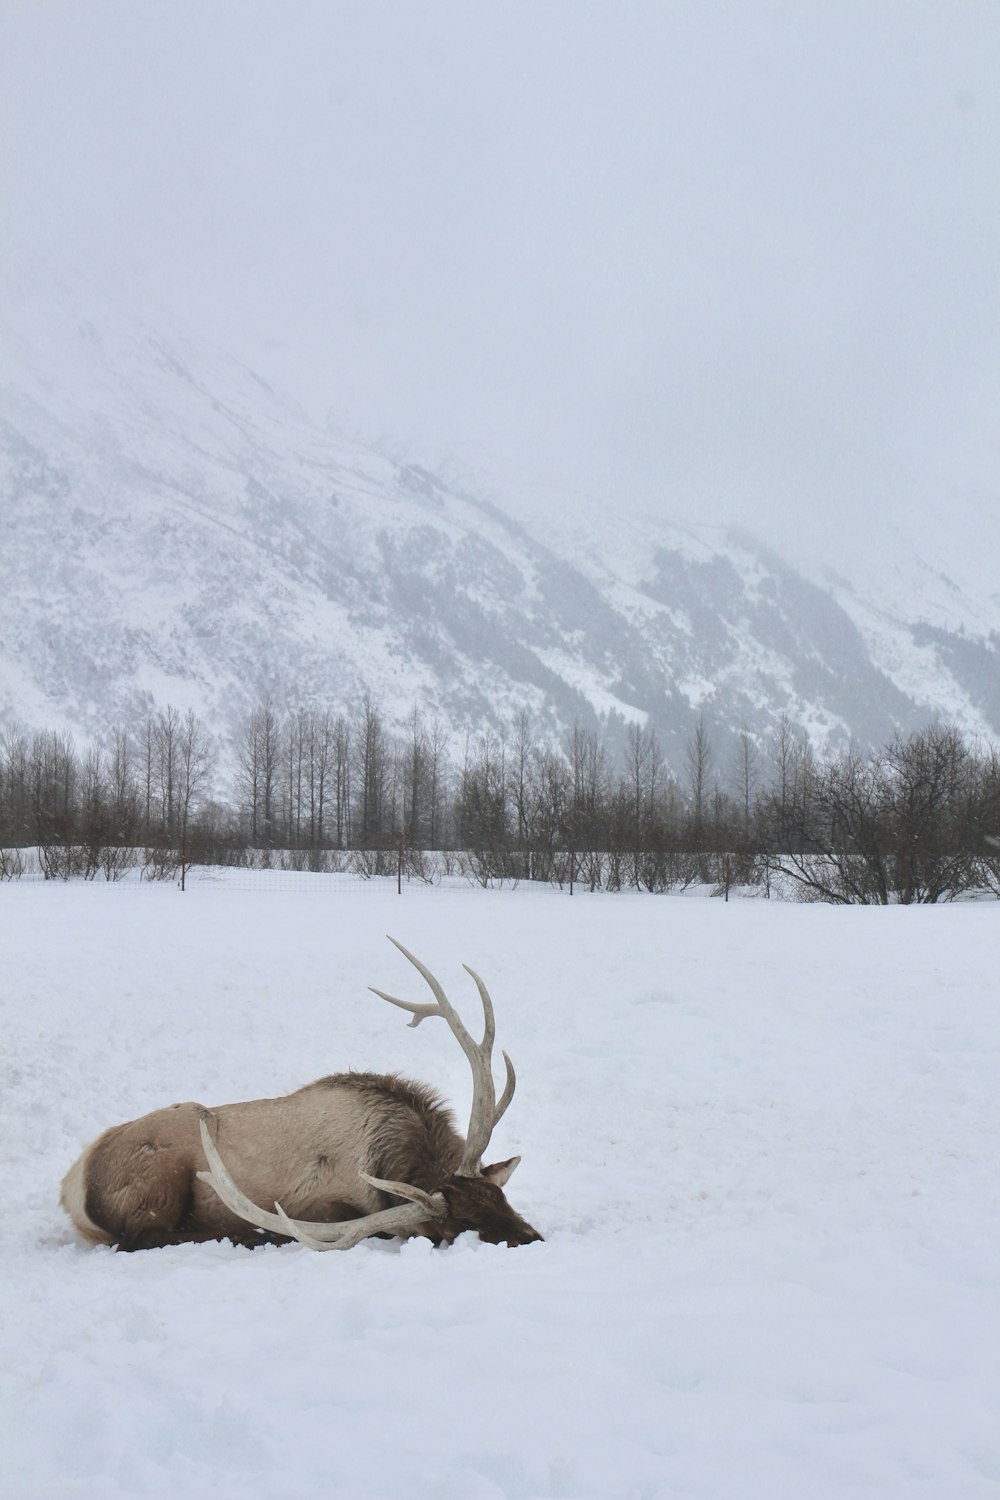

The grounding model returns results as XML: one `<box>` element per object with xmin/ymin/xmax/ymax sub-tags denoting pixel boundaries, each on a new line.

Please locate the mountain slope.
<box><xmin>2</xmin><ymin>260</ymin><xmax>997</xmax><ymax>769</ymax></box>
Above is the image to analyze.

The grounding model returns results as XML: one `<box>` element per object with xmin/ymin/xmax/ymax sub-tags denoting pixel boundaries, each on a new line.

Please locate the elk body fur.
<box><xmin>61</xmin><ymin>940</ymin><xmax>542</xmax><ymax>1252</ymax></box>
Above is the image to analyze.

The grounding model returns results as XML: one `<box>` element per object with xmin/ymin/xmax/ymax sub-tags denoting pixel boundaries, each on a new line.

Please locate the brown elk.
<box><xmin>60</xmin><ymin>937</ymin><xmax>542</xmax><ymax>1252</ymax></box>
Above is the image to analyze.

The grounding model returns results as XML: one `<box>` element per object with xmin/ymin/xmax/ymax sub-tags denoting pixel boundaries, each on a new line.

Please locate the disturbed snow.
<box><xmin>2</xmin><ymin>876</ymin><xmax>998</xmax><ymax>1499</ymax></box>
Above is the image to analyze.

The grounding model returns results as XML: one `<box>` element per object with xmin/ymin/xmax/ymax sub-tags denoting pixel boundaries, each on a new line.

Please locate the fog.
<box><xmin>2</xmin><ymin>1</ymin><xmax>997</xmax><ymax>579</ymax></box>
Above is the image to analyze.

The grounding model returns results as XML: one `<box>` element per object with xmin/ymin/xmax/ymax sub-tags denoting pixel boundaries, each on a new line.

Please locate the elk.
<box><xmin>60</xmin><ymin>937</ymin><xmax>542</xmax><ymax>1252</ymax></box>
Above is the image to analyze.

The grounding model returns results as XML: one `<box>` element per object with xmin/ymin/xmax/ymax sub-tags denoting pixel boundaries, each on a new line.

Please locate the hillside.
<box><xmin>2</xmin><ymin>259</ymin><xmax>997</xmax><ymax>770</ymax></box>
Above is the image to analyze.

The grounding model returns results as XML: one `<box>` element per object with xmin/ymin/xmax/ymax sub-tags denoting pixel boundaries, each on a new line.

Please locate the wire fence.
<box><xmin>16</xmin><ymin>843</ymin><xmax>996</xmax><ymax>902</ymax></box>
<box><xmin>0</xmin><ymin>848</ymin><xmax>415</xmax><ymax>896</ymax></box>
<box><xmin>0</xmin><ymin>847</ymin><xmax>579</xmax><ymax>897</ymax></box>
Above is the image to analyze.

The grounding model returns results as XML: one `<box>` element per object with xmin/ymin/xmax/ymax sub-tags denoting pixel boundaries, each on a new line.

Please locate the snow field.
<box><xmin>2</xmin><ymin>881</ymin><xmax>999</xmax><ymax>1498</ymax></box>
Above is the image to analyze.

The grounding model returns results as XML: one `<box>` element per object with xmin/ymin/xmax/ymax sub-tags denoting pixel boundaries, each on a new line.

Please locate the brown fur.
<box><xmin>61</xmin><ymin>1070</ymin><xmax>541</xmax><ymax>1251</ymax></box>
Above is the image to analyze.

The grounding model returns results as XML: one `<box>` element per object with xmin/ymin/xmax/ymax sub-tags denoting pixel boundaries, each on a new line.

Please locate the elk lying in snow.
<box><xmin>60</xmin><ymin>938</ymin><xmax>542</xmax><ymax>1252</ymax></box>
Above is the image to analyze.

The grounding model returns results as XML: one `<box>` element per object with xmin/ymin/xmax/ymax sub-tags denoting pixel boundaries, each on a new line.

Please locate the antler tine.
<box><xmin>373</xmin><ymin>938</ymin><xmax>482</xmax><ymax>1060</ymax></box>
<box><xmin>370</xmin><ymin>937</ymin><xmax>476</xmax><ymax>1040</ymax></box>
<box><xmin>462</xmin><ymin>961</ymin><xmax>515</xmax><ymax>1125</ymax></box>
<box><xmin>268</xmin><ymin>1196</ymin><xmax>444</xmax><ymax>1253</ymax></box>
<box><xmin>494</xmin><ymin>1050</ymin><xmax>516</xmax><ymax>1128</ymax></box>
<box><xmin>272</xmin><ymin>1201</ymin><xmax>333</xmax><ymax>1251</ymax></box>
<box><xmin>357</xmin><ymin>1170</ymin><xmax>441</xmax><ymax>1210</ymax></box>
<box><xmin>372</xmin><ymin>939</ymin><xmax>515</xmax><ymax>1178</ymax></box>
<box><xmin>462</xmin><ymin>959</ymin><xmax>518</xmax><ymax>1124</ymax></box>
<box><xmin>461</xmin><ymin>963</ymin><xmax>496</xmax><ymax>1055</ymax></box>
<box><xmin>197</xmin><ymin>1120</ymin><xmax>445</xmax><ymax>1252</ymax></box>
<box><xmin>457</xmin><ymin>962</ymin><xmax>519</xmax><ymax>1169</ymax></box>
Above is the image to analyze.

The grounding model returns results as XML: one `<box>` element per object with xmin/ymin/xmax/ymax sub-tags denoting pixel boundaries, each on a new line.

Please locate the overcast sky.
<box><xmin>2</xmin><ymin>1</ymin><xmax>998</xmax><ymax>578</ymax></box>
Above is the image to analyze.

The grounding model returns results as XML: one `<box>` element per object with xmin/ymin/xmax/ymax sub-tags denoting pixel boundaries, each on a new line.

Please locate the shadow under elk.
<box><xmin>61</xmin><ymin>938</ymin><xmax>542</xmax><ymax>1252</ymax></box>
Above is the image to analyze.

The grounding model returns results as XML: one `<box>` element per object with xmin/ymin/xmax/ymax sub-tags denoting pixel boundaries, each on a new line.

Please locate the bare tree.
<box><xmin>235</xmin><ymin>696</ymin><xmax>279</xmax><ymax>846</ymax></box>
<box><xmin>426</xmin><ymin>715</ymin><xmax>449</xmax><ymax>850</ymax></box>
<box><xmin>307</xmin><ymin>708</ymin><xmax>335</xmax><ymax>848</ymax></box>
<box><xmin>0</xmin><ymin>722</ymin><xmax>30</xmax><ymax>844</ymax></box>
<box><xmin>106</xmin><ymin>723</ymin><xmax>140</xmax><ymax>845</ymax></box>
<box><xmin>154</xmin><ymin>706</ymin><xmax>182</xmax><ymax>841</ymax></box>
<box><xmin>332</xmin><ymin>714</ymin><xmax>351</xmax><ymax>848</ymax></box>
<box><xmin>881</xmin><ymin>725</ymin><xmax>987</xmax><ymax>902</ymax></box>
<box><xmin>455</xmin><ymin>729</ymin><xmax>513</xmax><ymax>884</ymax></box>
<box><xmin>568</xmin><ymin>723</ymin><xmax>611</xmax><ymax>854</ymax></box>
<box><xmin>684</xmin><ymin>713</ymin><xmax>713</xmax><ymax>847</ymax></box>
<box><xmin>730</xmin><ymin>722</ymin><xmax>759</xmax><ymax>838</ymax></box>
<box><xmin>510</xmin><ymin>710</ymin><xmax>536</xmax><ymax>854</ymax></box>
<box><xmin>353</xmin><ymin>694</ymin><xmax>390</xmax><ymax>845</ymax></box>
<box><xmin>137</xmin><ymin>715</ymin><xmax>156</xmax><ymax>841</ymax></box>
<box><xmin>768</xmin><ymin>712</ymin><xmax>795</xmax><ymax>846</ymax></box>
<box><xmin>177</xmin><ymin>710</ymin><xmax>213</xmax><ymax>850</ymax></box>
<box><xmin>401</xmin><ymin>706</ymin><xmax>428</xmax><ymax>848</ymax></box>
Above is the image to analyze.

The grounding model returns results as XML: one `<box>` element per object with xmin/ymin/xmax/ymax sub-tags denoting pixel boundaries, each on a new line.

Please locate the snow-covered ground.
<box><xmin>3</xmin><ymin>878</ymin><xmax>998</xmax><ymax>1499</ymax></box>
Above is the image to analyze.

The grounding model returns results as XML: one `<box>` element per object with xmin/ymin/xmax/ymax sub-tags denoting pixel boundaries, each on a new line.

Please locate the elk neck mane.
<box><xmin>300</xmin><ymin>1070</ymin><xmax>464</xmax><ymax>1194</ymax></box>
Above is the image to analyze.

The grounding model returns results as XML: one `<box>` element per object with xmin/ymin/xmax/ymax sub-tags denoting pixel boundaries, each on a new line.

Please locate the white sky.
<box><xmin>2</xmin><ymin>1</ymin><xmax>998</xmax><ymax>579</ymax></box>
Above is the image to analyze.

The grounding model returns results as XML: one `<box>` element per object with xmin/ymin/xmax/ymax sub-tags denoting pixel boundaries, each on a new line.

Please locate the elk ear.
<box><xmin>481</xmin><ymin>1155</ymin><xmax>521</xmax><ymax>1187</ymax></box>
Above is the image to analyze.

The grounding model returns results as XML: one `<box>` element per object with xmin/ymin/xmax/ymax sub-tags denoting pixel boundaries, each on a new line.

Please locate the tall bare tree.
<box><xmin>236</xmin><ymin>696</ymin><xmax>279</xmax><ymax>846</ymax></box>
<box><xmin>730</xmin><ymin>722</ymin><xmax>760</xmax><ymax>838</ymax></box>
<box><xmin>177</xmin><ymin>709</ymin><xmax>213</xmax><ymax>849</ymax></box>
<box><xmin>684</xmin><ymin>714</ymin><xmax>713</xmax><ymax>847</ymax></box>
<box><xmin>353</xmin><ymin>694</ymin><xmax>389</xmax><ymax>844</ymax></box>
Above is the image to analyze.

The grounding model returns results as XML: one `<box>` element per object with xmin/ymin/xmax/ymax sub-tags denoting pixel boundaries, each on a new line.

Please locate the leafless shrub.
<box><xmin>142</xmin><ymin>845</ymin><xmax>179</xmax><ymax>882</ymax></box>
<box><xmin>100</xmin><ymin>845</ymin><xmax>137</xmax><ymax>882</ymax></box>
<box><xmin>457</xmin><ymin>847</ymin><xmax>521</xmax><ymax>889</ymax></box>
<box><xmin>575</xmin><ymin>849</ymin><xmax>606</xmax><ymax>892</ymax></box>
<box><xmin>347</xmin><ymin>847</ymin><xmax>396</xmax><ymax>880</ymax></box>
<box><xmin>38</xmin><ymin>843</ymin><xmax>87</xmax><ymax>880</ymax></box>
<box><xmin>710</xmin><ymin>849</ymin><xmax>765</xmax><ymax>898</ymax></box>
<box><xmin>402</xmin><ymin>846</ymin><xmax>437</xmax><ymax>884</ymax></box>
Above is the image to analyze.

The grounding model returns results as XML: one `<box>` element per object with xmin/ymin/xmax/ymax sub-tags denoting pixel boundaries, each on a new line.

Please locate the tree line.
<box><xmin>1</xmin><ymin>697</ymin><xmax>998</xmax><ymax>902</ymax></box>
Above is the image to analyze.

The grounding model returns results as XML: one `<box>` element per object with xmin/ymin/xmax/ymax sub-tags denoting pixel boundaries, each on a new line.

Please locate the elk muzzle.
<box><xmin>439</xmin><ymin>1174</ymin><xmax>543</xmax><ymax>1247</ymax></box>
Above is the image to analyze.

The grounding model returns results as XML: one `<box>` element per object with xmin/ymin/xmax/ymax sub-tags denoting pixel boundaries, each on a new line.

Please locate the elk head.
<box><xmin>197</xmin><ymin>937</ymin><xmax>542</xmax><ymax>1249</ymax></box>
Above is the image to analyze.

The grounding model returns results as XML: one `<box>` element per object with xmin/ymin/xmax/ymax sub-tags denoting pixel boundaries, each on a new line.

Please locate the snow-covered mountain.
<box><xmin>2</xmin><ymin>260</ymin><xmax>997</xmax><ymax>770</ymax></box>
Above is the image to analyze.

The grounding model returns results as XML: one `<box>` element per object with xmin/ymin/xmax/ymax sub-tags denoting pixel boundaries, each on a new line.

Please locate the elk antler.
<box><xmin>196</xmin><ymin>1119</ymin><xmax>447</xmax><ymax>1252</ymax></box>
<box><xmin>370</xmin><ymin>935</ymin><xmax>516</xmax><ymax>1176</ymax></box>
